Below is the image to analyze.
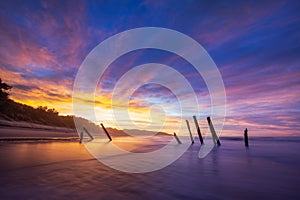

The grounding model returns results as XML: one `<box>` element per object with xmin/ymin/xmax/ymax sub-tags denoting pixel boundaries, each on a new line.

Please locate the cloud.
<box><xmin>1</xmin><ymin>0</ymin><xmax>299</xmax><ymax>135</ymax></box>
<box><xmin>12</xmin><ymin>84</ymin><xmax>40</xmax><ymax>91</ymax></box>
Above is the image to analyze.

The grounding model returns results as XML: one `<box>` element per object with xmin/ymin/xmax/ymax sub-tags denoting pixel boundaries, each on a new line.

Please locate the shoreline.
<box><xmin>0</xmin><ymin>119</ymin><xmax>75</xmax><ymax>132</ymax></box>
<box><xmin>1</xmin><ymin>120</ymin><xmax>299</xmax><ymax>144</ymax></box>
<box><xmin>0</xmin><ymin>122</ymin><xmax>78</xmax><ymax>142</ymax></box>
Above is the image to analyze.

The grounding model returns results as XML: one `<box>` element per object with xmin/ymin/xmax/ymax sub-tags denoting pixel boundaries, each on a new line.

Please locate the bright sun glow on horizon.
<box><xmin>1</xmin><ymin>1</ymin><xmax>300</xmax><ymax>137</ymax></box>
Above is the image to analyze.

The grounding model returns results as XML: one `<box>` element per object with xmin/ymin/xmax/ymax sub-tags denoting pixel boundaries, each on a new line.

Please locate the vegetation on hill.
<box><xmin>0</xmin><ymin>79</ymin><xmax>75</xmax><ymax>128</ymax></box>
<box><xmin>0</xmin><ymin>100</ymin><xmax>75</xmax><ymax>128</ymax></box>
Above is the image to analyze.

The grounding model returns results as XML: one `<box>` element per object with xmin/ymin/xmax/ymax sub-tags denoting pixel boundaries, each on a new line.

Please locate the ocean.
<box><xmin>0</xmin><ymin>137</ymin><xmax>299</xmax><ymax>199</ymax></box>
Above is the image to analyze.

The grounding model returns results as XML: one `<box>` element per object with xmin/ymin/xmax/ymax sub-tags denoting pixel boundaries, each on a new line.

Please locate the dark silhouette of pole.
<box><xmin>193</xmin><ymin>116</ymin><xmax>204</xmax><ymax>144</ymax></box>
<box><xmin>207</xmin><ymin>117</ymin><xmax>221</xmax><ymax>146</ymax></box>
<box><xmin>173</xmin><ymin>132</ymin><xmax>182</xmax><ymax>144</ymax></box>
<box><xmin>83</xmin><ymin>127</ymin><xmax>94</xmax><ymax>140</ymax></box>
<box><xmin>244</xmin><ymin>128</ymin><xmax>249</xmax><ymax>147</ymax></box>
<box><xmin>186</xmin><ymin>120</ymin><xmax>194</xmax><ymax>144</ymax></box>
<box><xmin>79</xmin><ymin>132</ymin><xmax>83</xmax><ymax>143</ymax></box>
<box><xmin>101</xmin><ymin>123</ymin><xmax>112</xmax><ymax>141</ymax></box>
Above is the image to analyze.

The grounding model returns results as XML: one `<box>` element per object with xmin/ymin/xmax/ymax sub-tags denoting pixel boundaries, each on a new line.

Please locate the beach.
<box><xmin>0</xmin><ymin>120</ymin><xmax>77</xmax><ymax>141</ymax></box>
<box><xmin>0</xmin><ymin>127</ymin><xmax>299</xmax><ymax>199</ymax></box>
<box><xmin>1</xmin><ymin>0</ymin><xmax>300</xmax><ymax>199</ymax></box>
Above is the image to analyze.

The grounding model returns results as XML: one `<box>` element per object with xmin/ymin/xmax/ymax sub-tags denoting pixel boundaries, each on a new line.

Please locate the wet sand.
<box><xmin>0</xmin><ymin>135</ymin><xmax>299</xmax><ymax>199</ymax></box>
<box><xmin>0</xmin><ymin>125</ymin><xmax>78</xmax><ymax>142</ymax></box>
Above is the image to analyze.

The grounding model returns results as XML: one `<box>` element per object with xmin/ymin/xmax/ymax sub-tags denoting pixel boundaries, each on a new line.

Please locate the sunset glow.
<box><xmin>1</xmin><ymin>1</ymin><xmax>299</xmax><ymax>136</ymax></box>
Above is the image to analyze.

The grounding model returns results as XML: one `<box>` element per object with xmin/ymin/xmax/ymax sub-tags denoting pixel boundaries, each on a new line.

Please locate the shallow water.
<box><xmin>0</xmin><ymin>137</ymin><xmax>299</xmax><ymax>199</ymax></box>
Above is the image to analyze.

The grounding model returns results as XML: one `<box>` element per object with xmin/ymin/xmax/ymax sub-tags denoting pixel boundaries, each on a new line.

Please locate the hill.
<box><xmin>0</xmin><ymin>99</ymin><xmax>75</xmax><ymax>129</ymax></box>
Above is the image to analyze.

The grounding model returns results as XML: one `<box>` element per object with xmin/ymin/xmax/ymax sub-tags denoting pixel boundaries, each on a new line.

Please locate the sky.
<box><xmin>1</xmin><ymin>0</ymin><xmax>300</xmax><ymax>136</ymax></box>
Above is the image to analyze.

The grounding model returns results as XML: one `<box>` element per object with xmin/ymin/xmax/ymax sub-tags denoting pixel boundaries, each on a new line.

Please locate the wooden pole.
<box><xmin>100</xmin><ymin>123</ymin><xmax>112</xmax><ymax>141</ymax></box>
<box><xmin>79</xmin><ymin>132</ymin><xmax>83</xmax><ymax>143</ymax></box>
<box><xmin>173</xmin><ymin>132</ymin><xmax>182</xmax><ymax>144</ymax></box>
<box><xmin>244</xmin><ymin>128</ymin><xmax>249</xmax><ymax>147</ymax></box>
<box><xmin>186</xmin><ymin>120</ymin><xmax>194</xmax><ymax>144</ymax></box>
<box><xmin>207</xmin><ymin>117</ymin><xmax>221</xmax><ymax>146</ymax></box>
<box><xmin>193</xmin><ymin>116</ymin><xmax>204</xmax><ymax>144</ymax></box>
<box><xmin>83</xmin><ymin>127</ymin><xmax>94</xmax><ymax>140</ymax></box>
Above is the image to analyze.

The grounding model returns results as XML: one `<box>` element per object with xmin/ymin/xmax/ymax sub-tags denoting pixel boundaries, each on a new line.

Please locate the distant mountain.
<box><xmin>123</xmin><ymin>129</ymin><xmax>172</xmax><ymax>137</ymax></box>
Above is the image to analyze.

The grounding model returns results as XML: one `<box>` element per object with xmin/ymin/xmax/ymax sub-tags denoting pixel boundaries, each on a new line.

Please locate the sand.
<box><xmin>0</xmin><ymin>120</ymin><xmax>78</xmax><ymax>141</ymax></box>
<box><xmin>0</xmin><ymin>127</ymin><xmax>299</xmax><ymax>199</ymax></box>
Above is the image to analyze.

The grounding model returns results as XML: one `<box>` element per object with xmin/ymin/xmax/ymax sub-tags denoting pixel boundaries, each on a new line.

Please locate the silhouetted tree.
<box><xmin>37</xmin><ymin>106</ymin><xmax>48</xmax><ymax>111</ymax></box>
<box><xmin>47</xmin><ymin>108</ymin><xmax>59</xmax><ymax>115</ymax></box>
<box><xmin>0</xmin><ymin>78</ymin><xmax>12</xmax><ymax>100</ymax></box>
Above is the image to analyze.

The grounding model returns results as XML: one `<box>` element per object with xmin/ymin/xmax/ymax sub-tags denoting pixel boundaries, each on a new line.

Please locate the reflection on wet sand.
<box><xmin>0</xmin><ymin>138</ymin><xmax>299</xmax><ymax>199</ymax></box>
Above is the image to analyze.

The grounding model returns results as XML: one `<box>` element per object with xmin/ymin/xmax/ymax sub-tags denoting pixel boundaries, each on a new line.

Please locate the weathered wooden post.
<box><xmin>100</xmin><ymin>123</ymin><xmax>112</xmax><ymax>141</ymax></box>
<box><xmin>83</xmin><ymin>127</ymin><xmax>94</xmax><ymax>140</ymax></box>
<box><xmin>79</xmin><ymin>132</ymin><xmax>83</xmax><ymax>143</ymax></box>
<box><xmin>207</xmin><ymin>117</ymin><xmax>221</xmax><ymax>146</ymax></box>
<box><xmin>186</xmin><ymin>120</ymin><xmax>194</xmax><ymax>144</ymax></box>
<box><xmin>244</xmin><ymin>128</ymin><xmax>249</xmax><ymax>147</ymax></box>
<box><xmin>173</xmin><ymin>132</ymin><xmax>182</xmax><ymax>144</ymax></box>
<box><xmin>193</xmin><ymin>116</ymin><xmax>204</xmax><ymax>144</ymax></box>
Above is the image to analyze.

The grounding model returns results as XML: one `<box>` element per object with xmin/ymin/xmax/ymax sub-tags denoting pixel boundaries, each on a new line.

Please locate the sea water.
<box><xmin>0</xmin><ymin>137</ymin><xmax>299</xmax><ymax>199</ymax></box>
